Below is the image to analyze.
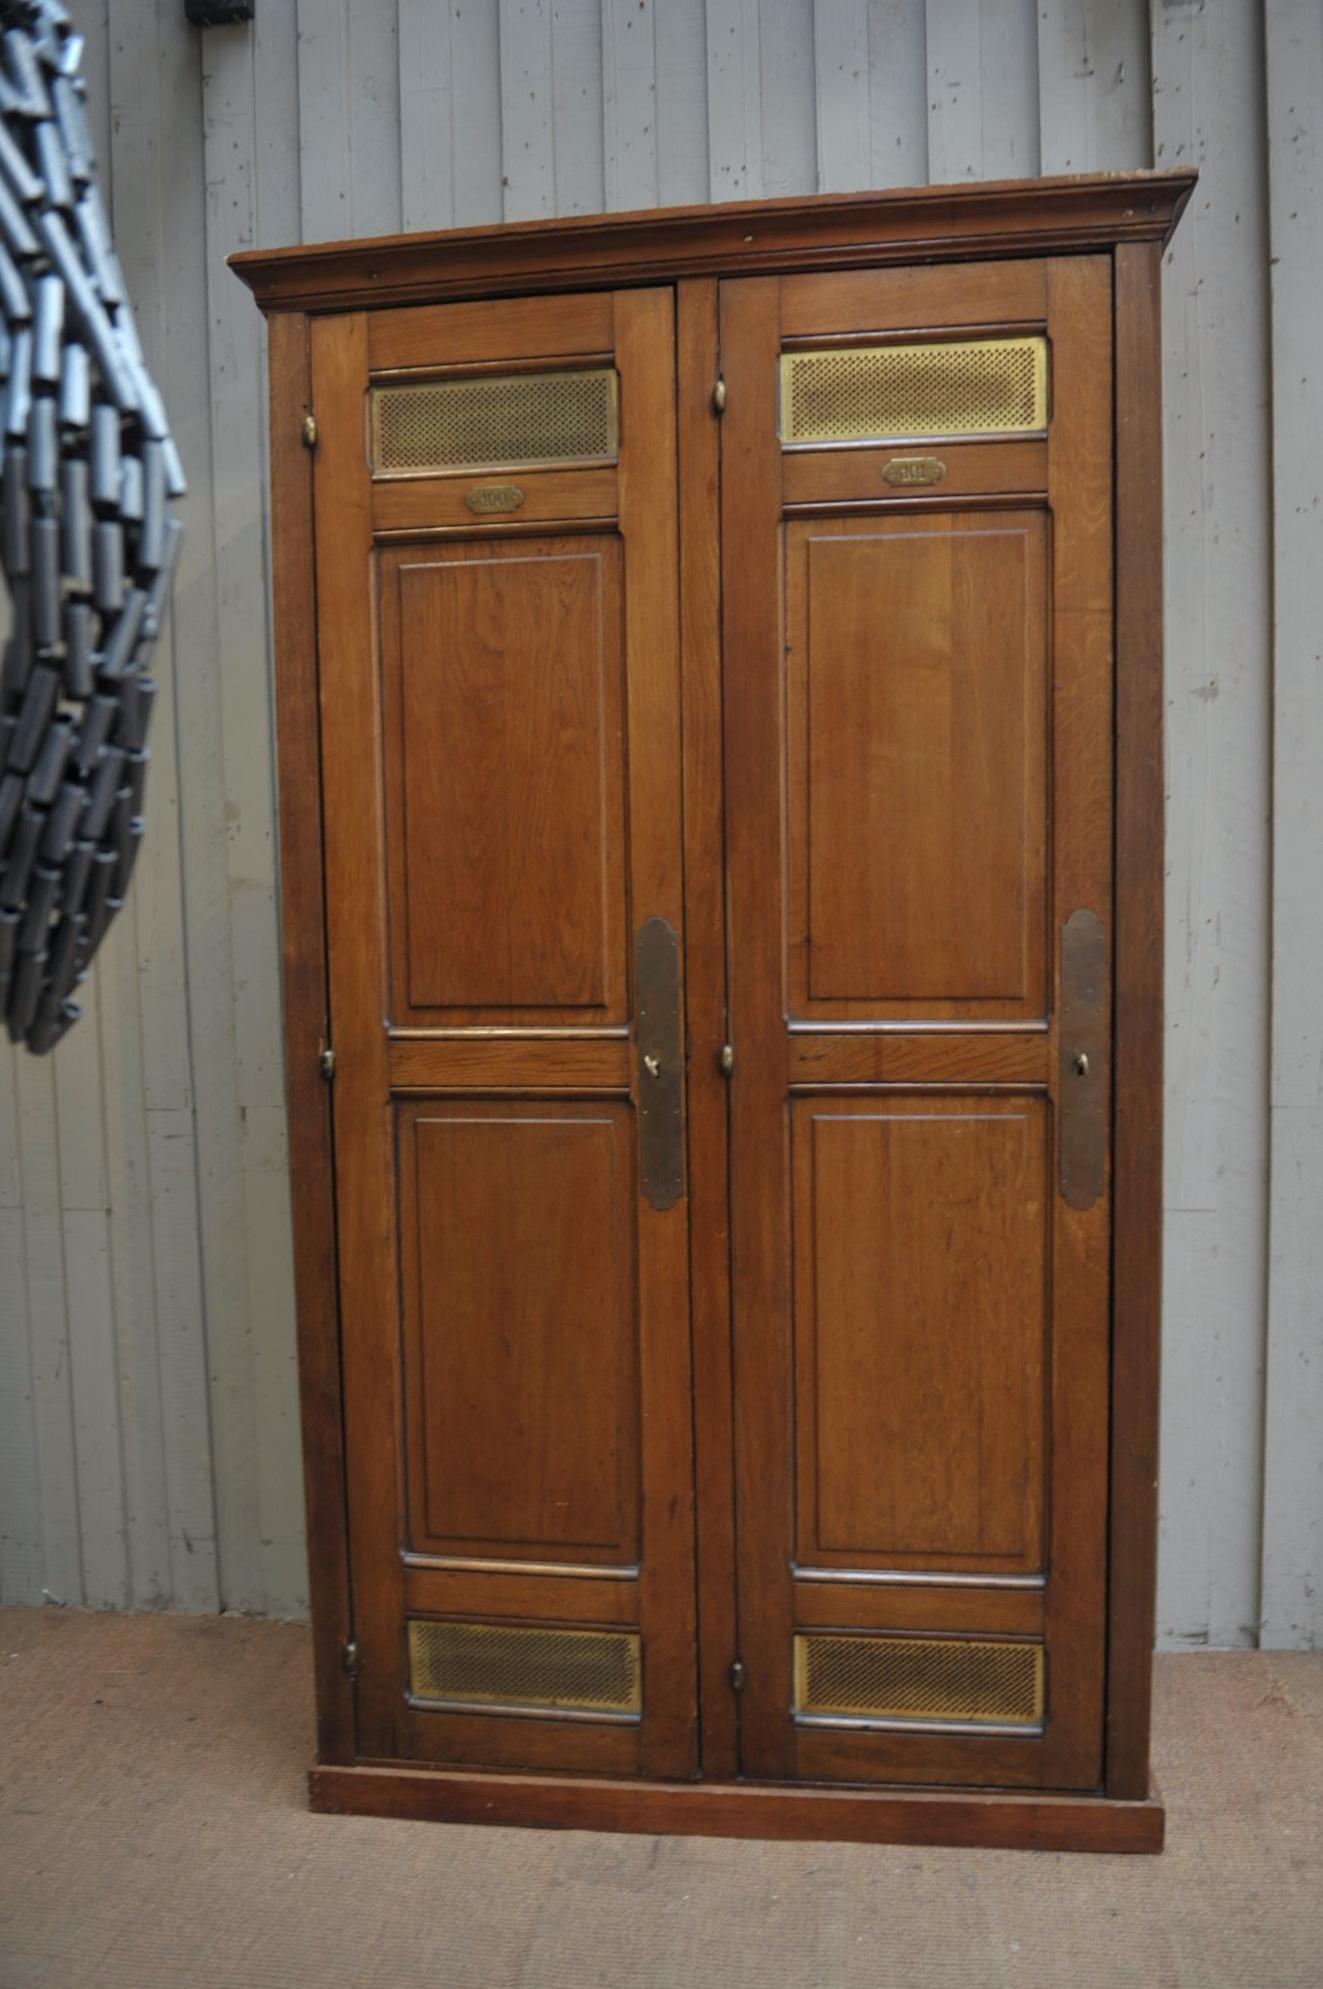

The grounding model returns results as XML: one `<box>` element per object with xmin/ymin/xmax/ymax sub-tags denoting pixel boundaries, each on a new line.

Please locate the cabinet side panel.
<box><xmin>267</xmin><ymin>310</ymin><xmax>354</xmax><ymax>1764</ymax></box>
<box><xmin>1108</xmin><ymin>240</ymin><xmax>1165</xmax><ymax>1800</ymax></box>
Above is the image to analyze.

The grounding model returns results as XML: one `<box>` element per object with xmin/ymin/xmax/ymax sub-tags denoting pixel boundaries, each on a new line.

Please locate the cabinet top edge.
<box><xmin>230</xmin><ymin>170</ymin><xmax>1196</xmax><ymax>317</ymax></box>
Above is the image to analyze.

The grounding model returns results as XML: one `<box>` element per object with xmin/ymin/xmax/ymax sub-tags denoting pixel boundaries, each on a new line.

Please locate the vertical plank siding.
<box><xmin>926</xmin><ymin>0</ymin><xmax>1040</xmax><ymax>184</ymax></box>
<box><xmin>866</xmin><ymin>2</ymin><xmax>927</xmax><ymax>187</ymax></box>
<box><xmin>112</xmin><ymin>0</ymin><xmax>223</xmax><ymax>1614</ymax></box>
<box><xmin>0</xmin><ymin>0</ymin><xmax>1310</xmax><ymax>1646</ymax></box>
<box><xmin>706</xmin><ymin>0</ymin><xmax>764</xmax><ymax>197</ymax></box>
<box><xmin>1151</xmin><ymin>0</ymin><xmax>1273</xmax><ymax>1651</ymax></box>
<box><xmin>1037</xmin><ymin>0</ymin><xmax>1151</xmax><ymax>175</ymax></box>
<box><xmin>202</xmin><ymin>15</ymin><xmax>307</xmax><ymax>1613</ymax></box>
<box><xmin>603</xmin><ymin>0</ymin><xmax>661</xmax><ymax>211</ymax></box>
<box><xmin>1262</xmin><ymin>2</ymin><xmax>1323</xmax><ymax>1652</ymax></box>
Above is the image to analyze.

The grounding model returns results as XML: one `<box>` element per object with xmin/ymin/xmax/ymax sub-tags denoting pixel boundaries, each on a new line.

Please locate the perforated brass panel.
<box><xmin>794</xmin><ymin>1633</ymin><xmax>1044</xmax><ymax>1726</ymax></box>
<box><xmin>408</xmin><ymin>1619</ymin><xmax>642</xmax><ymax>1715</ymax></box>
<box><xmin>779</xmin><ymin>338</ymin><xmax>1047</xmax><ymax>445</ymax></box>
<box><xmin>371</xmin><ymin>368</ymin><xmax>618</xmax><ymax>476</ymax></box>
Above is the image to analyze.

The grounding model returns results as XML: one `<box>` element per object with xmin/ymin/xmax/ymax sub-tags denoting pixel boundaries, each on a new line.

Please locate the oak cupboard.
<box><xmin>233</xmin><ymin>170</ymin><xmax>1193</xmax><ymax>1852</ymax></box>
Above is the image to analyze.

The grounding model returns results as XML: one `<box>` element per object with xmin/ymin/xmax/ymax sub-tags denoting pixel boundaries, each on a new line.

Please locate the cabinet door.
<box><xmin>310</xmin><ymin>289</ymin><xmax>699</xmax><ymax>1778</ymax></box>
<box><xmin>721</xmin><ymin>259</ymin><xmax>1114</xmax><ymax>1789</ymax></box>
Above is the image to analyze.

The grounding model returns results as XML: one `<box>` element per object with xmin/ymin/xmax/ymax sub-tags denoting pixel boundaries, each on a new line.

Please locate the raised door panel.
<box><xmin>381</xmin><ymin>537</ymin><xmax>626</xmax><ymax>1025</ymax></box>
<box><xmin>793</xmin><ymin>1095</ymin><xmax>1046</xmax><ymax>1573</ymax></box>
<box><xmin>400</xmin><ymin>1101</ymin><xmax>639</xmax><ymax>1563</ymax></box>
<box><xmin>786</xmin><ymin>511</ymin><xmax>1047</xmax><ymax>1019</ymax></box>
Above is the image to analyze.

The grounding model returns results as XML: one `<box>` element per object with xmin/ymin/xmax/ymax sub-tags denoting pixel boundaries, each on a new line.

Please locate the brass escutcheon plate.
<box><xmin>635</xmin><ymin>916</ymin><xmax>684</xmax><ymax>1211</ymax></box>
<box><xmin>1059</xmin><ymin>908</ymin><xmax>1107</xmax><ymax>1210</ymax></box>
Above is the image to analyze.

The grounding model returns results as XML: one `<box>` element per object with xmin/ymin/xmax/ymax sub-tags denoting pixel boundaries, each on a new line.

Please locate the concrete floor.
<box><xmin>0</xmin><ymin>1608</ymin><xmax>1319</xmax><ymax>1988</ymax></box>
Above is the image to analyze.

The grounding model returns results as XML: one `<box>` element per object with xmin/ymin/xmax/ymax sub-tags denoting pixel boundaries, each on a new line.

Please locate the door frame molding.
<box><xmin>249</xmin><ymin>171</ymin><xmax>1190</xmax><ymax>1843</ymax></box>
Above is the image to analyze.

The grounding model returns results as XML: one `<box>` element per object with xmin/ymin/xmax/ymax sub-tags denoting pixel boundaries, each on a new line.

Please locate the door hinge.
<box><xmin>712</xmin><ymin>376</ymin><xmax>727</xmax><ymax>415</ymax></box>
<box><xmin>302</xmin><ymin>410</ymin><xmax>318</xmax><ymax>450</ymax></box>
<box><xmin>319</xmin><ymin>1044</ymin><xmax>336</xmax><ymax>1081</ymax></box>
<box><xmin>719</xmin><ymin>1042</ymin><xmax>735</xmax><ymax>1078</ymax></box>
<box><xmin>342</xmin><ymin>1639</ymin><xmax>360</xmax><ymax>1683</ymax></box>
<box><xmin>729</xmin><ymin>1657</ymin><xmax>746</xmax><ymax>1693</ymax></box>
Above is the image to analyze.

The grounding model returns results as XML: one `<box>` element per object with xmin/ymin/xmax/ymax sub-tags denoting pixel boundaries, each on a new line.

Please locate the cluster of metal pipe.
<box><xmin>0</xmin><ymin>0</ymin><xmax>184</xmax><ymax>1053</ymax></box>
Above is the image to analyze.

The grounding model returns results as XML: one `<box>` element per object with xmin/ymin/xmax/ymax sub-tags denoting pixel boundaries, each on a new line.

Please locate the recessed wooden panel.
<box><xmin>367</xmin><ymin>289</ymin><xmax>614</xmax><ymax>372</ymax></box>
<box><xmin>782</xmin><ymin>439</ymin><xmax>1045</xmax><ymax>508</ymax></box>
<box><xmin>386</xmin><ymin>1033</ymin><xmax>629</xmax><ymax>1093</ymax></box>
<box><xmin>786</xmin><ymin>511</ymin><xmax>1047</xmax><ymax>1019</ymax></box>
<box><xmin>402</xmin><ymin>1563</ymin><xmax>640</xmax><ymax>1626</ymax></box>
<box><xmin>779</xmin><ymin>259</ymin><xmax>1048</xmax><ymax>337</ymax></box>
<box><xmin>788</xmin><ymin>1028</ymin><xmax>1048</xmax><ymax>1088</ymax></box>
<box><xmin>792</xmin><ymin>1096</ymin><xmax>1046</xmax><ymax>1571</ymax></box>
<box><xmin>400</xmin><ymin>1101</ymin><xmax>639</xmax><ymax>1562</ymax></box>
<box><xmin>373</xmin><ymin>465</ymin><xmax>617</xmax><ymax>535</ymax></box>
<box><xmin>381</xmin><ymin>537</ymin><xmax>626</xmax><ymax>1023</ymax></box>
<box><xmin>793</xmin><ymin>1578</ymin><xmax>1044</xmax><ymax>1637</ymax></box>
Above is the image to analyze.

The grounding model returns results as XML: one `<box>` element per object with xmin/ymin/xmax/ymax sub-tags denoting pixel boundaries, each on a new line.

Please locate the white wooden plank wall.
<box><xmin>0</xmin><ymin>0</ymin><xmax>1313</xmax><ymax>1649</ymax></box>
<box><xmin>1151</xmin><ymin>0</ymin><xmax>1273</xmax><ymax>1652</ymax></box>
<box><xmin>1261</xmin><ymin>1</ymin><xmax>1323</xmax><ymax>1652</ymax></box>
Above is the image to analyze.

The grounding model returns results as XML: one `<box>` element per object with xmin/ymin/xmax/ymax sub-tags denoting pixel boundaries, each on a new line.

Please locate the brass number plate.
<box><xmin>464</xmin><ymin>483</ymin><xmax>526</xmax><ymax>514</ymax></box>
<box><xmin>635</xmin><ymin>916</ymin><xmax>684</xmax><ymax>1211</ymax></box>
<box><xmin>882</xmin><ymin>455</ymin><xmax>946</xmax><ymax>487</ymax></box>
<box><xmin>1059</xmin><ymin>908</ymin><xmax>1107</xmax><ymax>1211</ymax></box>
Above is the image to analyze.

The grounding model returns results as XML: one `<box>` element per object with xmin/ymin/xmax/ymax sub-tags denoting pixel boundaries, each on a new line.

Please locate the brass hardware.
<box><xmin>370</xmin><ymin>367</ymin><xmax>619</xmax><ymax>477</ymax></box>
<box><xmin>1060</xmin><ymin>909</ymin><xmax>1107</xmax><ymax>1211</ymax></box>
<box><xmin>318</xmin><ymin>1046</ymin><xmax>335</xmax><ymax>1081</ymax></box>
<box><xmin>301</xmin><ymin>411</ymin><xmax>317</xmax><ymax>449</ymax></box>
<box><xmin>712</xmin><ymin>376</ymin><xmax>727</xmax><ymax>414</ymax></box>
<box><xmin>882</xmin><ymin>454</ymin><xmax>946</xmax><ymax>487</ymax></box>
<box><xmin>464</xmin><ymin>482</ymin><xmax>526</xmax><ymax>515</ymax></box>
<box><xmin>407</xmin><ymin>1619</ymin><xmax>642</xmax><ymax>1716</ymax></box>
<box><xmin>729</xmin><ymin>1658</ymin><xmax>746</xmax><ymax>1693</ymax></box>
<box><xmin>403</xmin><ymin>1552</ymin><xmax>640</xmax><ymax>1580</ymax></box>
<box><xmin>634</xmin><ymin>917</ymin><xmax>684</xmax><ymax>1211</ymax></box>
<box><xmin>342</xmin><ymin>1639</ymin><xmax>359</xmax><ymax>1681</ymax></box>
<box><xmin>793</xmin><ymin>1632</ymin><xmax>1044</xmax><ymax>1728</ymax></box>
<box><xmin>779</xmin><ymin>336</ymin><xmax>1049</xmax><ymax>446</ymax></box>
<box><xmin>719</xmin><ymin>1042</ymin><xmax>735</xmax><ymax>1077</ymax></box>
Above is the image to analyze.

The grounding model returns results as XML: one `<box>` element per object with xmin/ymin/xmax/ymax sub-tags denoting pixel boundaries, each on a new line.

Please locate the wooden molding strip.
<box><xmin>310</xmin><ymin>1763</ymin><xmax>1165</xmax><ymax>1853</ymax></box>
<box><xmin>232</xmin><ymin>172</ymin><xmax>1196</xmax><ymax>316</ymax></box>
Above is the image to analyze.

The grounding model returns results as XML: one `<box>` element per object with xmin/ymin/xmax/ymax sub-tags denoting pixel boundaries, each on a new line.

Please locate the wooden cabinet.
<box><xmin>234</xmin><ymin>169</ymin><xmax>1192</xmax><ymax>1852</ymax></box>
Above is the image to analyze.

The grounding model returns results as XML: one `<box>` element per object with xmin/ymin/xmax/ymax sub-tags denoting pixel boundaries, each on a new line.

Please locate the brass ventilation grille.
<box><xmin>779</xmin><ymin>337</ymin><xmax>1048</xmax><ymax>445</ymax></box>
<box><xmin>794</xmin><ymin>1633</ymin><xmax>1044</xmax><ymax>1727</ymax></box>
<box><xmin>371</xmin><ymin>368</ymin><xmax>619</xmax><ymax>476</ymax></box>
<box><xmin>407</xmin><ymin>1619</ymin><xmax>642</xmax><ymax>1715</ymax></box>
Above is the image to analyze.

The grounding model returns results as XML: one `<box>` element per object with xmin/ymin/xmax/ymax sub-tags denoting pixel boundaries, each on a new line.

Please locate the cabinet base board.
<box><xmin>309</xmin><ymin>1763</ymin><xmax>1164</xmax><ymax>1853</ymax></box>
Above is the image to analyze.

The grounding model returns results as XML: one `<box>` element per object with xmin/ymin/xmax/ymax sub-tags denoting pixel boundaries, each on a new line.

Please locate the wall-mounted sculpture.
<box><xmin>0</xmin><ymin>0</ymin><xmax>185</xmax><ymax>1053</ymax></box>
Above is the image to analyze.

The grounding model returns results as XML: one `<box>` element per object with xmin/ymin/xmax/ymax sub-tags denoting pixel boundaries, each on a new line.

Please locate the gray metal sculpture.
<box><xmin>0</xmin><ymin>1</ymin><xmax>184</xmax><ymax>1052</ymax></box>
